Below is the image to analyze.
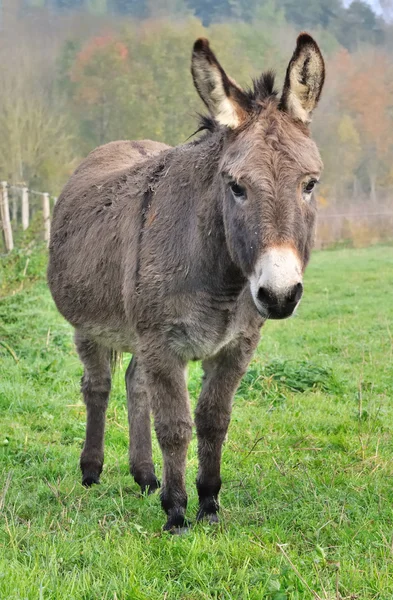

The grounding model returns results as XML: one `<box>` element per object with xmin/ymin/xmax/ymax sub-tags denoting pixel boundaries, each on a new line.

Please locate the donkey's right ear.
<box><xmin>191</xmin><ymin>38</ymin><xmax>248</xmax><ymax>129</ymax></box>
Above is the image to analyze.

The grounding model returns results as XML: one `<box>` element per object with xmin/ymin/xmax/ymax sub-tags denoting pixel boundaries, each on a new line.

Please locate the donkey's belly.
<box><xmin>77</xmin><ymin>322</ymin><xmax>138</xmax><ymax>353</ymax></box>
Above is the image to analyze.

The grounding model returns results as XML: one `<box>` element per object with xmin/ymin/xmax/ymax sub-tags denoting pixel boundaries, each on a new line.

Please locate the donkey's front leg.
<box><xmin>141</xmin><ymin>352</ymin><xmax>192</xmax><ymax>531</ymax></box>
<box><xmin>195</xmin><ymin>333</ymin><xmax>260</xmax><ymax>523</ymax></box>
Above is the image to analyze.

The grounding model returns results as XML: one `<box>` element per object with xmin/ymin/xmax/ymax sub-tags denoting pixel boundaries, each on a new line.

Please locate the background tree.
<box><xmin>341</xmin><ymin>51</ymin><xmax>393</xmax><ymax>202</ymax></box>
<box><xmin>4</xmin><ymin>0</ymin><xmax>393</xmax><ymax>209</ymax></box>
<box><xmin>0</xmin><ymin>69</ymin><xmax>75</xmax><ymax>191</ymax></box>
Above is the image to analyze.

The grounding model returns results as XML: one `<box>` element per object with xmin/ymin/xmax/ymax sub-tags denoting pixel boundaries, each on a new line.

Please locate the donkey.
<box><xmin>48</xmin><ymin>33</ymin><xmax>325</xmax><ymax>531</ymax></box>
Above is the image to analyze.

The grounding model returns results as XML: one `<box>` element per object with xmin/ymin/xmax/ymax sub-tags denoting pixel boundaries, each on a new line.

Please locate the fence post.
<box><xmin>22</xmin><ymin>187</ymin><xmax>29</xmax><ymax>231</ymax></box>
<box><xmin>12</xmin><ymin>190</ymin><xmax>18</xmax><ymax>223</ymax></box>
<box><xmin>0</xmin><ymin>181</ymin><xmax>14</xmax><ymax>252</ymax></box>
<box><xmin>42</xmin><ymin>192</ymin><xmax>50</xmax><ymax>246</ymax></box>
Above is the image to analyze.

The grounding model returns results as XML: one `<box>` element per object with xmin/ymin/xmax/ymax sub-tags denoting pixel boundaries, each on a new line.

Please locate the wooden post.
<box><xmin>12</xmin><ymin>191</ymin><xmax>18</xmax><ymax>223</ymax></box>
<box><xmin>22</xmin><ymin>187</ymin><xmax>29</xmax><ymax>230</ymax></box>
<box><xmin>42</xmin><ymin>192</ymin><xmax>50</xmax><ymax>246</ymax></box>
<box><xmin>0</xmin><ymin>181</ymin><xmax>14</xmax><ymax>252</ymax></box>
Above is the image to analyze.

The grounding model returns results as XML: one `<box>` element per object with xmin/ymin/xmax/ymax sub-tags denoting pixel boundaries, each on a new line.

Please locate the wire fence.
<box><xmin>315</xmin><ymin>205</ymin><xmax>393</xmax><ymax>249</ymax></box>
<box><xmin>1</xmin><ymin>179</ymin><xmax>392</xmax><ymax>253</ymax></box>
<box><xmin>0</xmin><ymin>181</ymin><xmax>56</xmax><ymax>253</ymax></box>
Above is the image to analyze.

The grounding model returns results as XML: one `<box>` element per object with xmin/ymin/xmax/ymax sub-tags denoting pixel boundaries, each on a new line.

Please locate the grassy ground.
<box><xmin>1</xmin><ymin>244</ymin><xmax>393</xmax><ymax>600</ymax></box>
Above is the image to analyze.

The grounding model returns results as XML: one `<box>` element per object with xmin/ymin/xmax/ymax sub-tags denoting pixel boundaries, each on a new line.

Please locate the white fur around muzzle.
<box><xmin>250</xmin><ymin>246</ymin><xmax>302</xmax><ymax>309</ymax></box>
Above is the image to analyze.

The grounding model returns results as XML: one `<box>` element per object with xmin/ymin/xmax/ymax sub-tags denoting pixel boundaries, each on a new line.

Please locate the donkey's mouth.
<box><xmin>267</xmin><ymin>301</ymin><xmax>299</xmax><ymax>320</ymax></box>
<box><xmin>254</xmin><ymin>299</ymin><xmax>300</xmax><ymax>320</ymax></box>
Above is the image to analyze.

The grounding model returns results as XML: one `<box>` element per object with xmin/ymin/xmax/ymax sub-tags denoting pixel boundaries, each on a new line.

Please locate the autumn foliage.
<box><xmin>2</xmin><ymin>0</ymin><xmax>393</xmax><ymax>246</ymax></box>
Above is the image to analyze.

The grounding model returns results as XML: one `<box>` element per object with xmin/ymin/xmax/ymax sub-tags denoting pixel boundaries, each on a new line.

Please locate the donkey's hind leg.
<box><xmin>126</xmin><ymin>356</ymin><xmax>160</xmax><ymax>494</ymax></box>
<box><xmin>75</xmin><ymin>330</ymin><xmax>111</xmax><ymax>487</ymax></box>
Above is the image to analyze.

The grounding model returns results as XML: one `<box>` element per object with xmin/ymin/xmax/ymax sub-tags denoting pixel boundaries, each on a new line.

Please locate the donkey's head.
<box><xmin>192</xmin><ymin>34</ymin><xmax>325</xmax><ymax>319</ymax></box>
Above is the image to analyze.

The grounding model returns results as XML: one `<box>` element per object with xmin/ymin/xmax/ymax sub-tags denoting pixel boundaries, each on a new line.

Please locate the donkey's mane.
<box><xmin>246</xmin><ymin>70</ymin><xmax>277</xmax><ymax>104</ymax></box>
<box><xmin>195</xmin><ymin>71</ymin><xmax>278</xmax><ymax>136</ymax></box>
<box><xmin>194</xmin><ymin>114</ymin><xmax>218</xmax><ymax>136</ymax></box>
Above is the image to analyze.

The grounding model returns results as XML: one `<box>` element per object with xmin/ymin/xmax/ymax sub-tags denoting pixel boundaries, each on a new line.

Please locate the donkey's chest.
<box><xmin>165</xmin><ymin>296</ymin><xmax>245</xmax><ymax>361</ymax></box>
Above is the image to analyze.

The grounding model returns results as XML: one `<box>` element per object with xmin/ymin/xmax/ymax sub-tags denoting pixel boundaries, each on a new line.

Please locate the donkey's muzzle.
<box><xmin>257</xmin><ymin>282</ymin><xmax>303</xmax><ymax>319</ymax></box>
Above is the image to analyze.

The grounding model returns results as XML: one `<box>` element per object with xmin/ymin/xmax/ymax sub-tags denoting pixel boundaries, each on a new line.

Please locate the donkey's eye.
<box><xmin>229</xmin><ymin>182</ymin><xmax>247</xmax><ymax>201</ymax></box>
<box><xmin>304</xmin><ymin>179</ymin><xmax>318</xmax><ymax>194</ymax></box>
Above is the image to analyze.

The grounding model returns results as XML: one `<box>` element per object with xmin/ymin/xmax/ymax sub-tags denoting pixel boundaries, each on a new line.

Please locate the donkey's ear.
<box><xmin>280</xmin><ymin>33</ymin><xmax>325</xmax><ymax>124</ymax></box>
<box><xmin>191</xmin><ymin>38</ymin><xmax>249</xmax><ymax>129</ymax></box>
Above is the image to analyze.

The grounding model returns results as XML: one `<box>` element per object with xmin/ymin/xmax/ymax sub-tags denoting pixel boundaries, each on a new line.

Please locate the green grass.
<box><xmin>1</xmin><ymin>244</ymin><xmax>393</xmax><ymax>599</ymax></box>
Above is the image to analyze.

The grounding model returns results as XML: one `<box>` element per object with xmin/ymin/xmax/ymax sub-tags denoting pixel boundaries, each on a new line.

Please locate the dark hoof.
<box><xmin>163</xmin><ymin>513</ymin><xmax>191</xmax><ymax>534</ymax></box>
<box><xmin>140</xmin><ymin>475</ymin><xmax>161</xmax><ymax>495</ymax></box>
<box><xmin>82</xmin><ymin>472</ymin><xmax>100</xmax><ymax>487</ymax></box>
<box><xmin>80</xmin><ymin>456</ymin><xmax>102</xmax><ymax>487</ymax></box>
<box><xmin>196</xmin><ymin>509</ymin><xmax>219</xmax><ymax>524</ymax></box>
<box><xmin>131</xmin><ymin>471</ymin><xmax>161</xmax><ymax>495</ymax></box>
<box><xmin>168</xmin><ymin>525</ymin><xmax>192</xmax><ymax>535</ymax></box>
<box><xmin>197</xmin><ymin>496</ymin><xmax>219</xmax><ymax>524</ymax></box>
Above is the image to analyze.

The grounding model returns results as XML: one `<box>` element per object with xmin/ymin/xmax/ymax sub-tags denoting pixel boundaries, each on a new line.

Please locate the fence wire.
<box><xmin>1</xmin><ymin>179</ymin><xmax>392</xmax><ymax>253</ymax></box>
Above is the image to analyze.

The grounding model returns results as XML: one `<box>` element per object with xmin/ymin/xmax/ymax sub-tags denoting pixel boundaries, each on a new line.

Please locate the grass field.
<box><xmin>1</xmin><ymin>244</ymin><xmax>393</xmax><ymax>599</ymax></box>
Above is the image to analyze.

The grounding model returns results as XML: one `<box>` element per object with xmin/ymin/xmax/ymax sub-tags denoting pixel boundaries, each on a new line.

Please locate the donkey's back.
<box><xmin>72</xmin><ymin>140</ymin><xmax>170</xmax><ymax>183</ymax></box>
<box><xmin>48</xmin><ymin>139</ymin><xmax>169</xmax><ymax>338</ymax></box>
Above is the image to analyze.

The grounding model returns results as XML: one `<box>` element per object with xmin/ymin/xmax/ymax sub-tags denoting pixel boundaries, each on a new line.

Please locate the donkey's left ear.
<box><xmin>280</xmin><ymin>33</ymin><xmax>325</xmax><ymax>124</ymax></box>
<box><xmin>191</xmin><ymin>38</ymin><xmax>249</xmax><ymax>129</ymax></box>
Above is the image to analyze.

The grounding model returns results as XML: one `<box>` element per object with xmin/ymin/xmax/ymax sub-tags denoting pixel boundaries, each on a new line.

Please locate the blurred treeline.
<box><xmin>1</xmin><ymin>0</ymin><xmax>393</xmax><ymax>217</ymax></box>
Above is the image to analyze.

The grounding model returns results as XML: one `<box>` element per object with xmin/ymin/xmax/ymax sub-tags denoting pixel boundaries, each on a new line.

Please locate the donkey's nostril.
<box><xmin>287</xmin><ymin>282</ymin><xmax>303</xmax><ymax>304</ymax></box>
<box><xmin>257</xmin><ymin>286</ymin><xmax>276</xmax><ymax>307</ymax></box>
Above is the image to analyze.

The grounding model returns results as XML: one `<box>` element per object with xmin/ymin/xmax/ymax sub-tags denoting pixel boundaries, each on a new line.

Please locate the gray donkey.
<box><xmin>48</xmin><ymin>33</ymin><xmax>325</xmax><ymax>531</ymax></box>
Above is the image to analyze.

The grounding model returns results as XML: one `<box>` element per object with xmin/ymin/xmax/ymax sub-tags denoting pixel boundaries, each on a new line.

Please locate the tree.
<box><xmin>185</xmin><ymin>0</ymin><xmax>232</xmax><ymax>25</ymax></box>
<box><xmin>277</xmin><ymin>0</ymin><xmax>342</xmax><ymax>29</ymax></box>
<box><xmin>65</xmin><ymin>33</ymin><xmax>132</xmax><ymax>147</ymax></box>
<box><xmin>0</xmin><ymin>0</ymin><xmax>76</xmax><ymax>191</ymax></box>
<box><xmin>146</xmin><ymin>0</ymin><xmax>189</xmax><ymax>17</ymax></box>
<box><xmin>0</xmin><ymin>69</ymin><xmax>75</xmax><ymax>192</ymax></box>
<box><xmin>336</xmin><ymin>114</ymin><xmax>361</xmax><ymax>195</ymax></box>
<box><xmin>110</xmin><ymin>0</ymin><xmax>147</xmax><ymax>17</ymax></box>
<box><xmin>334</xmin><ymin>1</ymin><xmax>384</xmax><ymax>50</ymax></box>
<box><xmin>339</xmin><ymin>49</ymin><xmax>393</xmax><ymax>201</ymax></box>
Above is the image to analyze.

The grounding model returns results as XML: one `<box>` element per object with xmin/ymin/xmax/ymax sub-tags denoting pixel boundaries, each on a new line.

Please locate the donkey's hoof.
<box><xmin>169</xmin><ymin>525</ymin><xmax>192</xmax><ymax>535</ymax></box>
<box><xmin>196</xmin><ymin>509</ymin><xmax>219</xmax><ymax>525</ymax></box>
<box><xmin>140</xmin><ymin>475</ymin><xmax>161</xmax><ymax>495</ymax></box>
<box><xmin>80</xmin><ymin>456</ymin><xmax>102</xmax><ymax>487</ymax></box>
<box><xmin>82</xmin><ymin>472</ymin><xmax>100</xmax><ymax>487</ymax></box>
<box><xmin>163</xmin><ymin>513</ymin><xmax>191</xmax><ymax>534</ymax></box>
<box><xmin>196</xmin><ymin>497</ymin><xmax>220</xmax><ymax>524</ymax></box>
